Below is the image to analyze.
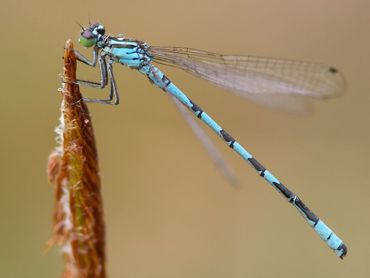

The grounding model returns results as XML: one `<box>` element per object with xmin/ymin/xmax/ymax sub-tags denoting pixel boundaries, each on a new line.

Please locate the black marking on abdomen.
<box><xmin>272</xmin><ymin>181</ymin><xmax>294</xmax><ymax>199</ymax></box>
<box><xmin>338</xmin><ymin>244</ymin><xmax>347</xmax><ymax>258</ymax></box>
<box><xmin>189</xmin><ymin>100</ymin><xmax>203</xmax><ymax>118</ymax></box>
<box><xmin>161</xmin><ymin>74</ymin><xmax>171</xmax><ymax>87</ymax></box>
<box><xmin>273</xmin><ymin>181</ymin><xmax>320</xmax><ymax>223</ymax></box>
<box><xmin>294</xmin><ymin>197</ymin><xmax>319</xmax><ymax>223</ymax></box>
<box><xmin>248</xmin><ymin>157</ymin><xmax>266</xmax><ymax>176</ymax></box>
<box><xmin>146</xmin><ymin>73</ymin><xmax>154</xmax><ymax>85</ymax></box>
<box><xmin>220</xmin><ymin>130</ymin><xmax>236</xmax><ymax>148</ymax></box>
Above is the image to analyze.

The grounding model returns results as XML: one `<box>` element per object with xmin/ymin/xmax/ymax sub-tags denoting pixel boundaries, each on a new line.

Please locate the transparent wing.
<box><xmin>244</xmin><ymin>93</ymin><xmax>313</xmax><ymax>114</ymax></box>
<box><xmin>170</xmin><ymin>95</ymin><xmax>239</xmax><ymax>186</ymax></box>
<box><xmin>150</xmin><ymin>46</ymin><xmax>345</xmax><ymax>100</ymax></box>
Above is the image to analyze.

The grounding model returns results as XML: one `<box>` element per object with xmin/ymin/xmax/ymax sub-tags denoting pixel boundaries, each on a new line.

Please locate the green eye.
<box><xmin>79</xmin><ymin>36</ymin><xmax>97</xmax><ymax>47</ymax></box>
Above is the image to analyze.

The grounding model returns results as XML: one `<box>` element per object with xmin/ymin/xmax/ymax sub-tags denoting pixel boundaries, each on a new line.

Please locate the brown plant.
<box><xmin>47</xmin><ymin>40</ymin><xmax>106</xmax><ymax>278</ymax></box>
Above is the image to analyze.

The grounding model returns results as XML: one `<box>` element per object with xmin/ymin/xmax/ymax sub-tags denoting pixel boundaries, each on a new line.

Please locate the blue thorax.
<box><xmin>97</xmin><ymin>35</ymin><xmax>152</xmax><ymax>68</ymax></box>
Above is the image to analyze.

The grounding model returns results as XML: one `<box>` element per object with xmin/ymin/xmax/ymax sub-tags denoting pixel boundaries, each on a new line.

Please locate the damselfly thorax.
<box><xmin>99</xmin><ymin>36</ymin><xmax>152</xmax><ymax>68</ymax></box>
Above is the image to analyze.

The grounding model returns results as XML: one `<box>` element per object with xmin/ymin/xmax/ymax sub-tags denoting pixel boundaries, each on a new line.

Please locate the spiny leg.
<box><xmin>80</xmin><ymin>60</ymin><xmax>119</xmax><ymax>105</ymax></box>
<box><xmin>74</xmin><ymin>46</ymin><xmax>99</xmax><ymax>66</ymax></box>
<box><xmin>74</xmin><ymin>48</ymin><xmax>119</xmax><ymax>105</ymax></box>
<box><xmin>77</xmin><ymin>54</ymin><xmax>108</xmax><ymax>89</ymax></box>
<box><xmin>106</xmin><ymin>60</ymin><xmax>120</xmax><ymax>105</ymax></box>
<box><xmin>81</xmin><ymin>59</ymin><xmax>119</xmax><ymax>105</ymax></box>
<box><xmin>60</xmin><ymin>47</ymin><xmax>100</xmax><ymax>85</ymax></box>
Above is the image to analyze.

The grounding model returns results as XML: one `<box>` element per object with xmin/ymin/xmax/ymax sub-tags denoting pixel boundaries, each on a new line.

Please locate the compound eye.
<box><xmin>97</xmin><ymin>25</ymin><xmax>105</xmax><ymax>35</ymax></box>
<box><xmin>81</xmin><ymin>29</ymin><xmax>94</xmax><ymax>39</ymax></box>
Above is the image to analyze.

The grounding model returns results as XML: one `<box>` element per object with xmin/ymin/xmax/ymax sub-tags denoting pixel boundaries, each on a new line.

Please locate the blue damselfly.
<box><xmin>71</xmin><ymin>22</ymin><xmax>347</xmax><ymax>258</ymax></box>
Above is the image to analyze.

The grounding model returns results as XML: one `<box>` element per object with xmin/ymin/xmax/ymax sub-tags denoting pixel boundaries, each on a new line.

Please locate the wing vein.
<box><xmin>149</xmin><ymin>46</ymin><xmax>345</xmax><ymax>101</ymax></box>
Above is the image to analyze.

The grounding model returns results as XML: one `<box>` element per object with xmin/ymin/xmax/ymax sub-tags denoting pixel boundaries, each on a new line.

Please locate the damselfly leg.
<box><xmin>74</xmin><ymin>47</ymin><xmax>119</xmax><ymax>105</ymax></box>
<box><xmin>74</xmin><ymin>47</ymin><xmax>99</xmax><ymax>66</ymax></box>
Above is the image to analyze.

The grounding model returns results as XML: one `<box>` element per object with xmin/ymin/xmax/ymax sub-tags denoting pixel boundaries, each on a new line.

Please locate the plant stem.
<box><xmin>47</xmin><ymin>40</ymin><xmax>106</xmax><ymax>278</ymax></box>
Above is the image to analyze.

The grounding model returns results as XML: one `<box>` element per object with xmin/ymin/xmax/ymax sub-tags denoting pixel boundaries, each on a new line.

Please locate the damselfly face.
<box><xmin>78</xmin><ymin>22</ymin><xmax>105</xmax><ymax>48</ymax></box>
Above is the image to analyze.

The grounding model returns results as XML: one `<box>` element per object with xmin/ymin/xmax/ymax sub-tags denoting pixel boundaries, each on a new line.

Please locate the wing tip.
<box><xmin>320</xmin><ymin>66</ymin><xmax>347</xmax><ymax>98</ymax></box>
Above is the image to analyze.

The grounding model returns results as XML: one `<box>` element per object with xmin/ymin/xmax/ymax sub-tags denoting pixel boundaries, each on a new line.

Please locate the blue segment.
<box><xmin>233</xmin><ymin>142</ymin><xmax>252</xmax><ymax>160</ymax></box>
<box><xmin>315</xmin><ymin>220</ymin><xmax>345</xmax><ymax>254</ymax></box>
<box><xmin>167</xmin><ymin>83</ymin><xmax>193</xmax><ymax>108</ymax></box>
<box><xmin>314</xmin><ymin>220</ymin><xmax>333</xmax><ymax>241</ymax></box>
<box><xmin>327</xmin><ymin>233</ymin><xmax>343</xmax><ymax>250</ymax></box>
<box><xmin>200</xmin><ymin>113</ymin><xmax>223</xmax><ymax>134</ymax></box>
<box><xmin>263</xmin><ymin>170</ymin><xmax>280</xmax><ymax>185</ymax></box>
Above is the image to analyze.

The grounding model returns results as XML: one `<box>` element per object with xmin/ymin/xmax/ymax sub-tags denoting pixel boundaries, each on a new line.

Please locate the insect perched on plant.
<box><xmin>72</xmin><ymin>22</ymin><xmax>347</xmax><ymax>258</ymax></box>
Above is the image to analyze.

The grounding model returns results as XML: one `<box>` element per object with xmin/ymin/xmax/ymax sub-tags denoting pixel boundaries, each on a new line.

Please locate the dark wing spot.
<box><xmin>328</xmin><ymin>67</ymin><xmax>338</xmax><ymax>74</ymax></box>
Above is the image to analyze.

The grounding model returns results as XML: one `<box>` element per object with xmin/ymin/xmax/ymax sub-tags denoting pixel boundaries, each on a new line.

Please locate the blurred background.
<box><xmin>1</xmin><ymin>0</ymin><xmax>369</xmax><ymax>277</ymax></box>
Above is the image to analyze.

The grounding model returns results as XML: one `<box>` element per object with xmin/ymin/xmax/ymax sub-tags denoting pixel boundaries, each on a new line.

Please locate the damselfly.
<box><xmin>72</xmin><ymin>22</ymin><xmax>347</xmax><ymax>258</ymax></box>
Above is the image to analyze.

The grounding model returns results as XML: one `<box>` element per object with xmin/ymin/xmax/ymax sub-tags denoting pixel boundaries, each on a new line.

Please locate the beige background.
<box><xmin>1</xmin><ymin>0</ymin><xmax>369</xmax><ymax>277</ymax></box>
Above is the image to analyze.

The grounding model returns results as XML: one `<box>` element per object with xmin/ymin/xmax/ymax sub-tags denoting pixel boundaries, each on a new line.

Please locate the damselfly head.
<box><xmin>78</xmin><ymin>22</ymin><xmax>105</xmax><ymax>48</ymax></box>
